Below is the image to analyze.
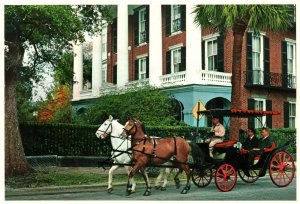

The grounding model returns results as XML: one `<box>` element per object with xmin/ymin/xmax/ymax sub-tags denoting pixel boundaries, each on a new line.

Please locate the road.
<box><xmin>6</xmin><ymin>176</ymin><xmax>296</xmax><ymax>201</ymax></box>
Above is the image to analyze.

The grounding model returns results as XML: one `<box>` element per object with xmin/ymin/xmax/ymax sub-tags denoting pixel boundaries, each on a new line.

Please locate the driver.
<box><xmin>206</xmin><ymin>117</ymin><xmax>225</xmax><ymax>157</ymax></box>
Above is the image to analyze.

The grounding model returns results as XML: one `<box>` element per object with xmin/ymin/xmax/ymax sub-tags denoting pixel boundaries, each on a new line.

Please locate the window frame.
<box><xmin>253</xmin><ymin>98</ymin><xmax>266</xmax><ymax>128</ymax></box>
<box><xmin>289</xmin><ymin>102</ymin><xmax>296</xmax><ymax>128</ymax></box>
<box><xmin>138</xmin><ymin>57</ymin><xmax>147</xmax><ymax>80</ymax></box>
<box><xmin>251</xmin><ymin>33</ymin><xmax>264</xmax><ymax>85</ymax></box>
<box><xmin>171</xmin><ymin>5</ymin><xmax>181</xmax><ymax>34</ymax></box>
<box><xmin>139</xmin><ymin>8</ymin><xmax>147</xmax><ymax>44</ymax></box>
<box><xmin>102</xmin><ymin>62</ymin><xmax>107</xmax><ymax>83</ymax></box>
<box><xmin>205</xmin><ymin>36</ymin><xmax>218</xmax><ymax>71</ymax></box>
<box><xmin>171</xmin><ymin>47</ymin><xmax>182</xmax><ymax>74</ymax></box>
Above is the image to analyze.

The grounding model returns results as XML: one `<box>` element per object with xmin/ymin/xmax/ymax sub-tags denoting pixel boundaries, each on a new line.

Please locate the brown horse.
<box><xmin>121</xmin><ymin>118</ymin><xmax>204</xmax><ymax>196</ymax></box>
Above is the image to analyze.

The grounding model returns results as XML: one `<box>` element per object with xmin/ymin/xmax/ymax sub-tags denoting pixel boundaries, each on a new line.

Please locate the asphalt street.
<box><xmin>6</xmin><ymin>177</ymin><xmax>296</xmax><ymax>201</ymax></box>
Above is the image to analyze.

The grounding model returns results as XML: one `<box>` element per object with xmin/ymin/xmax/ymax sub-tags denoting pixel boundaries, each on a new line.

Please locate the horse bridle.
<box><xmin>97</xmin><ymin>122</ymin><xmax>113</xmax><ymax>137</ymax></box>
<box><xmin>123</xmin><ymin>120</ymin><xmax>137</xmax><ymax>138</ymax></box>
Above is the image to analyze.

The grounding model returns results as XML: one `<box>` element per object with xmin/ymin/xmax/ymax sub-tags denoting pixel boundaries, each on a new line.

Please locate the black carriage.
<box><xmin>191</xmin><ymin>109</ymin><xmax>295</xmax><ymax>192</ymax></box>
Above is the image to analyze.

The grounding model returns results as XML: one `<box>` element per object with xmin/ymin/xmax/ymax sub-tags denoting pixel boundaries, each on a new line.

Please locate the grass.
<box><xmin>5</xmin><ymin>167</ymin><xmax>186</xmax><ymax>189</ymax></box>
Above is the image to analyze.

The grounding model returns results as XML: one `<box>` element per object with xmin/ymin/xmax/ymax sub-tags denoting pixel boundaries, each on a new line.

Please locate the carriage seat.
<box><xmin>239</xmin><ymin>142</ymin><xmax>276</xmax><ymax>164</ymax></box>
<box><xmin>213</xmin><ymin>140</ymin><xmax>237</xmax><ymax>159</ymax></box>
<box><xmin>214</xmin><ymin>140</ymin><xmax>237</xmax><ymax>148</ymax></box>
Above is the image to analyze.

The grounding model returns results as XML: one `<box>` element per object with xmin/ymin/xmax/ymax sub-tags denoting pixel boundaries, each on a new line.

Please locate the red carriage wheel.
<box><xmin>238</xmin><ymin>167</ymin><xmax>260</xmax><ymax>183</ymax></box>
<box><xmin>215</xmin><ymin>163</ymin><xmax>237</xmax><ymax>192</ymax></box>
<box><xmin>269</xmin><ymin>151</ymin><xmax>295</xmax><ymax>187</ymax></box>
<box><xmin>192</xmin><ymin>168</ymin><xmax>213</xmax><ymax>188</ymax></box>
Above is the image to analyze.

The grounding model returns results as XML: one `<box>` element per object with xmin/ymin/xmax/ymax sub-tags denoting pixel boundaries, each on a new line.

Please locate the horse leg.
<box><xmin>161</xmin><ymin>168</ymin><xmax>170</xmax><ymax>191</ymax></box>
<box><xmin>124</xmin><ymin>165</ymin><xmax>136</xmax><ymax>193</ymax></box>
<box><xmin>174</xmin><ymin>168</ymin><xmax>183</xmax><ymax>189</ymax></box>
<box><xmin>107</xmin><ymin>165</ymin><xmax>119</xmax><ymax>193</ymax></box>
<box><xmin>154</xmin><ymin>168</ymin><xmax>164</xmax><ymax>189</ymax></box>
<box><xmin>140</xmin><ymin>167</ymin><xmax>151</xmax><ymax>196</ymax></box>
<box><xmin>126</xmin><ymin>161</ymin><xmax>145</xmax><ymax>196</ymax></box>
<box><xmin>180</xmin><ymin>164</ymin><xmax>191</xmax><ymax>194</ymax></box>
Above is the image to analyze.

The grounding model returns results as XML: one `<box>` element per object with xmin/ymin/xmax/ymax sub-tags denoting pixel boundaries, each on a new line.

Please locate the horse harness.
<box><xmin>133</xmin><ymin>136</ymin><xmax>178</xmax><ymax>160</ymax></box>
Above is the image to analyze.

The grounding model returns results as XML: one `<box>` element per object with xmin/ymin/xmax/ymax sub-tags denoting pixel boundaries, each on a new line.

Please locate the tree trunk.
<box><xmin>5</xmin><ymin>42</ymin><xmax>32</xmax><ymax>178</ymax></box>
<box><xmin>230</xmin><ymin>23</ymin><xmax>247</xmax><ymax>141</ymax></box>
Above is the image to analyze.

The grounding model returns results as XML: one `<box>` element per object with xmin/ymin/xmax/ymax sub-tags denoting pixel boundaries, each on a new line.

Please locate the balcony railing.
<box><xmin>200</xmin><ymin>71</ymin><xmax>232</xmax><ymax>86</ymax></box>
<box><xmin>245</xmin><ymin>70</ymin><xmax>296</xmax><ymax>90</ymax></box>
<box><xmin>125</xmin><ymin>78</ymin><xmax>149</xmax><ymax>88</ymax></box>
<box><xmin>160</xmin><ymin>71</ymin><xmax>186</xmax><ymax>86</ymax></box>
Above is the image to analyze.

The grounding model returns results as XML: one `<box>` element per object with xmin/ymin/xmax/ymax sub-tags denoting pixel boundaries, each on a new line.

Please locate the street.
<box><xmin>6</xmin><ymin>177</ymin><xmax>296</xmax><ymax>200</ymax></box>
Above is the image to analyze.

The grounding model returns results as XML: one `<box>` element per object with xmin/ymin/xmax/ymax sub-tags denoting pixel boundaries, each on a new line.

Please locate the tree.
<box><xmin>74</xmin><ymin>87</ymin><xmax>177</xmax><ymax>126</ymax></box>
<box><xmin>5</xmin><ymin>5</ymin><xmax>112</xmax><ymax>177</ymax></box>
<box><xmin>193</xmin><ymin>5</ymin><xmax>294</xmax><ymax>140</ymax></box>
<box><xmin>37</xmin><ymin>85</ymin><xmax>72</xmax><ymax>123</ymax></box>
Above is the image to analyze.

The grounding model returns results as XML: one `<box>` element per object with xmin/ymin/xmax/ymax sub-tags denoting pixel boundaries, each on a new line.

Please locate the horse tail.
<box><xmin>189</xmin><ymin>142</ymin><xmax>205</xmax><ymax>165</ymax></box>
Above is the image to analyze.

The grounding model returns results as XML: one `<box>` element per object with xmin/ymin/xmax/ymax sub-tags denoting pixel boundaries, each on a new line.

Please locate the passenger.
<box><xmin>225</xmin><ymin>128</ymin><xmax>258</xmax><ymax>161</ymax></box>
<box><xmin>248</xmin><ymin>128</ymin><xmax>273</xmax><ymax>166</ymax></box>
<box><xmin>242</xmin><ymin>128</ymin><xmax>259</xmax><ymax>150</ymax></box>
<box><xmin>206</xmin><ymin>117</ymin><xmax>225</xmax><ymax>157</ymax></box>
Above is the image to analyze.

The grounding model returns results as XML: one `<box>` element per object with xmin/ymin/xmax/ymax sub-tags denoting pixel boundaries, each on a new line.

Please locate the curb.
<box><xmin>5</xmin><ymin>182</ymin><xmax>146</xmax><ymax>197</ymax></box>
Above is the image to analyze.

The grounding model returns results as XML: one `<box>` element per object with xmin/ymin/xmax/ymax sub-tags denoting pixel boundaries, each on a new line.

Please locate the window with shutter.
<box><xmin>204</xmin><ymin>36</ymin><xmax>218</xmax><ymax>71</ymax></box>
<box><xmin>165</xmin><ymin>5</ymin><xmax>171</xmax><ymax>36</ymax></box>
<box><xmin>263</xmin><ymin>36</ymin><xmax>270</xmax><ymax>86</ymax></box>
<box><xmin>289</xmin><ymin>102</ymin><xmax>296</xmax><ymax>128</ymax></box>
<box><xmin>171</xmin><ymin>48</ymin><xmax>181</xmax><ymax>73</ymax></box>
<box><xmin>253</xmin><ymin>98</ymin><xmax>266</xmax><ymax>128</ymax></box>
<box><xmin>283</xmin><ymin>101</ymin><xmax>290</xmax><ymax>128</ymax></box>
<box><xmin>252</xmin><ymin>33</ymin><xmax>264</xmax><ymax>85</ymax></box>
<box><xmin>266</xmin><ymin>100</ymin><xmax>272</xmax><ymax>128</ymax></box>
<box><xmin>171</xmin><ymin>5</ymin><xmax>181</xmax><ymax>33</ymax></box>
<box><xmin>139</xmin><ymin>8</ymin><xmax>147</xmax><ymax>44</ymax></box>
<box><xmin>282</xmin><ymin>41</ymin><xmax>288</xmax><ymax>88</ymax></box>
<box><xmin>248</xmin><ymin>98</ymin><xmax>255</xmax><ymax>129</ymax></box>
<box><xmin>287</xmin><ymin>42</ymin><xmax>296</xmax><ymax>88</ymax></box>
<box><xmin>166</xmin><ymin>50</ymin><xmax>171</xmax><ymax>74</ymax></box>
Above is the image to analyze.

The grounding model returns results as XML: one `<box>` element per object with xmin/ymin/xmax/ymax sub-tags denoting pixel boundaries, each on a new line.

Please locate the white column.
<box><xmin>73</xmin><ymin>43</ymin><xmax>83</xmax><ymax>101</ymax></box>
<box><xmin>117</xmin><ymin>4</ymin><xmax>129</xmax><ymax>86</ymax></box>
<box><xmin>186</xmin><ymin>4</ymin><xmax>202</xmax><ymax>84</ymax></box>
<box><xmin>149</xmin><ymin>4</ymin><xmax>162</xmax><ymax>86</ymax></box>
<box><xmin>92</xmin><ymin>35</ymin><xmax>102</xmax><ymax>97</ymax></box>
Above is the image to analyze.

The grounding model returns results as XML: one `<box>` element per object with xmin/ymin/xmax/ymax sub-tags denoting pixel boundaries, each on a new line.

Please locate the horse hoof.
<box><xmin>180</xmin><ymin>186</ymin><xmax>190</xmax><ymax>194</ymax></box>
<box><xmin>155</xmin><ymin>186</ymin><xmax>161</xmax><ymax>190</ymax></box>
<box><xmin>181</xmin><ymin>189</ymin><xmax>188</xmax><ymax>194</ymax></box>
<box><xmin>143</xmin><ymin>191</ymin><xmax>151</xmax><ymax>196</ymax></box>
<box><xmin>160</xmin><ymin>187</ymin><xmax>166</xmax><ymax>191</ymax></box>
<box><xmin>107</xmin><ymin>188</ymin><xmax>113</xmax><ymax>193</ymax></box>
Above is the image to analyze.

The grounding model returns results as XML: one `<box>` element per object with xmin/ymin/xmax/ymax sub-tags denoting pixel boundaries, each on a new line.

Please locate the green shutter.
<box><xmin>202</xmin><ymin>41</ymin><xmax>205</xmax><ymax>70</ymax></box>
<box><xmin>217</xmin><ymin>35</ymin><xmax>224</xmax><ymax>72</ymax></box>
<box><xmin>248</xmin><ymin>98</ymin><xmax>255</xmax><ymax>129</ymax></box>
<box><xmin>284</xmin><ymin>101</ymin><xmax>290</xmax><ymax>128</ymax></box>
<box><xmin>246</xmin><ymin>32</ymin><xmax>253</xmax><ymax>84</ymax></box>
<box><xmin>282</xmin><ymin>41</ymin><xmax>288</xmax><ymax>88</ymax></box>
<box><xmin>266</xmin><ymin>100</ymin><xmax>272</xmax><ymax>128</ymax></box>
<box><xmin>134</xmin><ymin>60</ymin><xmax>139</xmax><ymax>80</ymax></box>
<box><xmin>180</xmin><ymin>5</ymin><xmax>186</xmax><ymax>31</ymax></box>
<box><xmin>113</xmin><ymin>65</ymin><xmax>117</xmax><ymax>84</ymax></box>
<box><xmin>264</xmin><ymin>36</ymin><xmax>270</xmax><ymax>86</ymax></box>
<box><xmin>166</xmin><ymin>50</ymin><xmax>171</xmax><ymax>74</ymax></box>
<box><xmin>165</xmin><ymin>5</ymin><xmax>171</xmax><ymax>36</ymax></box>
<box><xmin>134</xmin><ymin>11</ymin><xmax>139</xmax><ymax>46</ymax></box>
<box><xmin>146</xmin><ymin>57</ymin><xmax>149</xmax><ymax>78</ymax></box>
<box><xmin>145</xmin><ymin>6</ymin><xmax>149</xmax><ymax>43</ymax></box>
<box><xmin>179</xmin><ymin>47</ymin><xmax>186</xmax><ymax>71</ymax></box>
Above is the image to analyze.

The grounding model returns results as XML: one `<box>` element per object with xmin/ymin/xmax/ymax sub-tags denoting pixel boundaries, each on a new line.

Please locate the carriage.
<box><xmin>190</xmin><ymin>109</ymin><xmax>295</xmax><ymax>192</ymax></box>
<box><xmin>96</xmin><ymin>109</ymin><xmax>295</xmax><ymax>195</ymax></box>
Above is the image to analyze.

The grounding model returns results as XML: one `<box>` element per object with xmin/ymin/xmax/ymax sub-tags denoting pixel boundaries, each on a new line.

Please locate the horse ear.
<box><xmin>108</xmin><ymin>115</ymin><xmax>113</xmax><ymax>122</ymax></box>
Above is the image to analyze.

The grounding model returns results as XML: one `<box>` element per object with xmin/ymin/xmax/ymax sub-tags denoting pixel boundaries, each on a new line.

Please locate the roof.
<box><xmin>197</xmin><ymin>109</ymin><xmax>281</xmax><ymax>118</ymax></box>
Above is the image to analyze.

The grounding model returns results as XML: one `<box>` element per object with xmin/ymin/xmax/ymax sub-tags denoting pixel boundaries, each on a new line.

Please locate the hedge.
<box><xmin>19</xmin><ymin>122</ymin><xmax>296</xmax><ymax>157</ymax></box>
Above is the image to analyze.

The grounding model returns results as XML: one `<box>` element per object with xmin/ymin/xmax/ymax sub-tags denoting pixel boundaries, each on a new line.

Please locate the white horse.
<box><xmin>95</xmin><ymin>115</ymin><xmax>170</xmax><ymax>193</ymax></box>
